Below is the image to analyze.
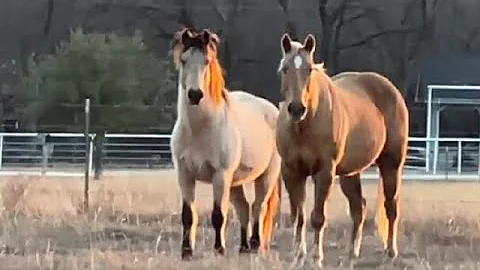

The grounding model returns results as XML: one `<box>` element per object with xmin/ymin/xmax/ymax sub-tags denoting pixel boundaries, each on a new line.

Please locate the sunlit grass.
<box><xmin>0</xmin><ymin>170</ymin><xmax>479</xmax><ymax>269</ymax></box>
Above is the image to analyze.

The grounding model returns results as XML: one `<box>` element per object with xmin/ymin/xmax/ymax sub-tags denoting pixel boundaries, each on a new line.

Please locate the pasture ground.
<box><xmin>0</xmin><ymin>170</ymin><xmax>479</xmax><ymax>269</ymax></box>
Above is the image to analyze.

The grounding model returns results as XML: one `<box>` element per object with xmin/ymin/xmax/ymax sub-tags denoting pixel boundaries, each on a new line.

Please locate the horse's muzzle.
<box><xmin>187</xmin><ymin>89</ymin><xmax>204</xmax><ymax>105</ymax></box>
<box><xmin>287</xmin><ymin>102</ymin><xmax>306</xmax><ymax>121</ymax></box>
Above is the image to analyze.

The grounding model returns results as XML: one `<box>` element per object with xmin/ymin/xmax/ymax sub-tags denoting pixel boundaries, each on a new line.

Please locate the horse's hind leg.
<box><xmin>250</xmin><ymin>179</ymin><xmax>264</xmax><ymax>251</ymax></box>
<box><xmin>250</xmin><ymin>153</ymin><xmax>281</xmax><ymax>253</ymax></box>
<box><xmin>339</xmin><ymin>174</ymin><xmax>366</xmax><ymax>258</ymax></box>
<box><xmin>230</xmin><ymin>185</ymin><xmax>251</xmax><ymax>253</ymax></box>
<box><xmin>177</xmin><ymin>165</ymin><xmax>197</xmax><ymax>260</ymax></box>
<box><xmin>377</xmin><ymin>150</ymin><xmax>405</xmax><ymax>259</ymax></box>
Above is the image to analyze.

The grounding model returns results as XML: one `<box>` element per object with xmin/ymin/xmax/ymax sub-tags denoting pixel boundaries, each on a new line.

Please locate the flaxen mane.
<box><xmin>206</xmin><ymin>45</ymin><xmax>226</xmax><ymax>106</ymax></box>
<box><xmin>172</xmin><ymin>28</ymin><xmax>226</xmax><ymax>107</ymax></box>
<box><xmin>305</xmin><ymin>63</ymin><xmax>330</xmax><ymax>112</ymax></box>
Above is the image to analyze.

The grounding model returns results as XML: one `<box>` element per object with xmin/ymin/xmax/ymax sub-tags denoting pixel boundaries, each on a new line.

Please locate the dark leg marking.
<box><xmin>250</xmin><ymin>222</ymin><xmax>260</xmax><ymax>251</ymax></box>
<box><xmin>239</xmin><ymin>227</ymin><xmax>250</xmax><ymax>253</ymax></box>
<box><xmin>211</xmin><ymin>202</ymin><xmax>225</xmax><ymax>255</ymax></box>
<box><xmin>181</xmin><ymin>201</ymin><xmax>193</xmax><ymax>260</ymax></box>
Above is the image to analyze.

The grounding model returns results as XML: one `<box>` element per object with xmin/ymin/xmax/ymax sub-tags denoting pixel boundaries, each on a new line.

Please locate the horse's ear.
<box><xmin>201</xmin><ymin>29</ymin><xmax>220</xmax><ymax>45</ymax></box>
<box><xmin>281</xmin><ymin>33</ymin><xmax>292</xmax><ymax>54</ymax></box>
<box><xmin>303</xmin><ymin>34</ymin><xmax>316</xmax><ymax>54</ymax></box>
<box><xmin>201</xmin><ymin>29</ymin><xmax>212</xmax><ymax>46</ymax></box>
<box><xmin>210</xmin><ymin>32</ymin><xmax>220</xmax><ymax>45</ymax></box>
<box><xmin>180</xmin><ymin>28</ymin><xmax>194</xmax><ymax>46</ymax></box>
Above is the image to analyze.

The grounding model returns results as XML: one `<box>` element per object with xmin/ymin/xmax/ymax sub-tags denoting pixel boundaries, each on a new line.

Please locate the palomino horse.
<box><xmin>276</xmin><ymin>33</ymin><xmax>409</xmax><ymax>267</ymax></box>
<box><xmin>170</xmin><ymin>28</ymin><xmax>281</xmax><ymax>259</ymax></box>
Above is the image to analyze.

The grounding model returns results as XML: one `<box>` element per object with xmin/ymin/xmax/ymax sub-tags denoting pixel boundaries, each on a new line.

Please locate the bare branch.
<box><xmin>87</xmin><ymin>2</ymin><xmax>174</xmax><ymax>39</ymax></box>
<box><xmin>44</xmin><ymin>0</ymin><xmax>55</xmax><ymax>36</ymax></box>
<box><xmin>318</xmin><ymin>0</ymin><xmax>328</xmax><ymax>26</ymax></box>
<box><xmin>337</xmin><ymin>8</ymin><xmax>376</xmax><ymax>29</ymax></box>
<box><xmin>338</xmin><ymin>28</ymin><xmax>419</xmax><ymax>50</ymax></box>
<box><xmin>330</xmin><ymin>0</ymin><xmax>365</xmax><ymax>23</ymax></box>
<box><xmin>212</xmin><ymin>0</ymin><xmax>240</xmax><ymax>22</ymax></box>
<box><xmin>277</xmin><ymin>0</ymin><xmax>289</xmax><ymax>12</ymax></box>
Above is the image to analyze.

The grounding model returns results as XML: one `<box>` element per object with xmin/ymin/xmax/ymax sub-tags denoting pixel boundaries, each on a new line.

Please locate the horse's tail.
<box><xmin>374</xmin><ymin>177</ymin><xmax>388</xmax><ymax>249</ymax></box>
<box><xmin>274</xmin><ymin>175</ymin><xmax>282</xmax><ymax>228</ymax></box>
<box><xmin>261</xmin><ymin>175</ymin><xmax>281</xmax><ymax>251</ymax></box>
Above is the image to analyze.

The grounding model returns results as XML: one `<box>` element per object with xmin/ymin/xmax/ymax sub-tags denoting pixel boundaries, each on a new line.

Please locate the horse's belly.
<box><xmin>231</xmin><ymin>163</ymin><xmax>264</xmax><ymax>186</ymax></box>
<box><xmin>337</xmin><ymin>126</ymin><xmax>386</xmax><ymax>175</ymax></box>
<box><xmin>231</xmin><ymin>141</ymin><xmax>273</xmax><ymax>186</ymax></box>
<box><xmin>234</xmin><ymin>119</ymin><xmax>275</xmax><ymax>183</ymax></box>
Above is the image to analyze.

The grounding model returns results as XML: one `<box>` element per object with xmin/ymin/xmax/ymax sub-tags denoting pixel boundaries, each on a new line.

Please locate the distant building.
<box><xmin>412</xmin><ymin>52</ymin><xmax>480</xmax><ymax>104</ymax></box>
<box><xmin>407</xmin><ymin>52</ymin><xmax>480</xmax><ymax>137</ymax></box>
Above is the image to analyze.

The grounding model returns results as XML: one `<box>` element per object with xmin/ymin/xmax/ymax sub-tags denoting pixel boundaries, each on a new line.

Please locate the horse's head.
<box><xmin>278</xmin><ymin>33</ymin><xmax>322</xmax><ymax>122</ymax></box>
<box><xmin>173</xmin><ymin>28</ymin><xmax>224</xmax><ymax>107</ymax></box>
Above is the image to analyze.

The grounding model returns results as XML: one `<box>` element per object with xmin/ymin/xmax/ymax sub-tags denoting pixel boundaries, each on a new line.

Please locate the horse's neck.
<box><xmin>309</xmin><ymin>72</ymin><xmax>334</xmax><ymax>117</ymax></box>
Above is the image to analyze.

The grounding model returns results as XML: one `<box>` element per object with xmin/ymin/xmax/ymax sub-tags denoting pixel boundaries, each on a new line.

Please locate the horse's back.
<box><xmin>332</xmin><ymin>72</ymin><xmax>407</xmax><ymax>115</ymax></box>
<box><xmin>229</xmin><ymin>90</ymin><xmax>279</xmax><ymax>129</ymax></box>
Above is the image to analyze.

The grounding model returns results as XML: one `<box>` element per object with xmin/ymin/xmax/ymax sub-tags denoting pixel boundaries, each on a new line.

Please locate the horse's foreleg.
<box><xmin>230</xmin><ymin>186</ymin><xmax>251</xmax><ymax>253</ymax></box>
<box><xmin>212</xmin><ymin>170</ymin><xmax>233</xmax><ymax>255</ymax></box>
<box><xmin>339</xmin><ymin>174</ymin><xmax>366</xmax><ymax>259</ymax></box>
<box><xmin>282</xmin><ymin>165</ymin><xmax>307</xmax><ymax>265</ymax></box>
<box><xmin>311</xmin><ymin>163</ymin><xmax>335</xmax><ymax>268</ymax></box>
<box><xmin>177</xmin><ymin>166</ymin><xmax>197</xmax><ymax>260</ymax></box>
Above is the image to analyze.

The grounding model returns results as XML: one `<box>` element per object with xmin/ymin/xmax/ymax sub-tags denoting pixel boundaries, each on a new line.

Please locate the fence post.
<box><xmin>0</xmin><ymin>135</ymin><xmax>3</xmax><ymax>170</ymax></box>
<box><xmin>477</xmin><ymin>142</ymin><xmax>480</xmax><ymax>176</ymax></box>
<box><xmin>84</xmin><ymin>98</ymin><xmax>91</xmax><ymax>212</ymax></box>
<box><xmin>89</xmin><ymin>135</ymin><xmax>94</xmax><ymax>177</ymax></box>
<box><xmin>445</xmin><ymin>146</ymin><xmax>449</xmax><ymax>181</ymax></box>
<box><xmin>457</xmin><ymin>141</ymin><xmax>462</xmax><ymax>174</ymax></box>
<box><xmin>40</xmin><ymin>134</ymin><xmax>47</xmax><ymax>178</ymax></box>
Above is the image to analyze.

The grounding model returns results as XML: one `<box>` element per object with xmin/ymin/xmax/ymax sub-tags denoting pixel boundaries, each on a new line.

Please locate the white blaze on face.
<box><xmin>294</xmin><ymin>55</ymin><xmax>302</xmax><ymax>69</ymax></box>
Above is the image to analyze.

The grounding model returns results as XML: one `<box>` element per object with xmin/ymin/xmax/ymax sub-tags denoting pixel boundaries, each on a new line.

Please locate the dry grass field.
<box><xmin>0</xmin><ymin>170</ymin><xmax>479</xmax><ymax>269</ymax></box>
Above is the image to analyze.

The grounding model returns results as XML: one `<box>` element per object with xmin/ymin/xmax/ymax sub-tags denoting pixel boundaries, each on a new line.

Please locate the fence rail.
<box><xmin>0</xmin><ymin>133</ymin><xmax>478</xmax><ymax>181</ymax></box>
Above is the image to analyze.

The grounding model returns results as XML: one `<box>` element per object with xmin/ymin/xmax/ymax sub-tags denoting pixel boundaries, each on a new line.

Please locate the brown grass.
<box><xmin>0</xmin><ymin>170</ymin><xmax>479</xmax><ymax>269</ymax></box>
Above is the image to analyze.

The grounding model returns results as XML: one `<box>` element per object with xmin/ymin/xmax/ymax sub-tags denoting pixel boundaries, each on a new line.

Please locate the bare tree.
<box><xmin>277</xmin><ymin>0</ymin><xmax>297</xmax><ymax>39</ymax></box>
<box><xmin>313</xmin><ymin>0</ymin><xmax>425</xmax><ymax>73</ymax></box>
<box><xmin>211</xmin><ymin>0</ymin><xmax>241</xmax><ymax>86</ymax></box>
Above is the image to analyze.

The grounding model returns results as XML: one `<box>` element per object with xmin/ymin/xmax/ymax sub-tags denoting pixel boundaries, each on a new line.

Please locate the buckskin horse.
<box><xmin>276</xmin><ymin>33</ymin><xmax>409</xmax><ymax>267</ymax></box>
<box><xmin>170</xmin><ymin>28</ymin><xmax>281</xmax><ymax>259</ymax></box>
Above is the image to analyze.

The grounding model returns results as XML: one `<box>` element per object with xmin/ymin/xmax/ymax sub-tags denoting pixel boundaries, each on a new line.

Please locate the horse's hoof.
<box><xmin>346</xmin><ymin>256</ymin><xmax>357</xmax><ymax>269</ymax></box>
<box><xmin>181</xmin><ymin>248</ymin><xmax>193</xmax><ymax>260</ymax></box>
<box><xmin>382</xmin><ymin>249</ymin><xmax>398</xmax><ymax>266</ymax></box>
<box><xmin>289</xmin><ymin>253</ymin><xmax>306</xmax><ymax>269</ymax></box>
<box><xmin>214</xmin><ymin>246</ymin><xmax>225</xmax><ymax>256</ymax></box>
<box><xmin>384</xmin><ymin>248</ymin><xmax>398</xmax><ymax>259</ymax></box>
<box><xmin>239</xmin><ymin>245</ymin><xmax>251</xmax><ymax>254</ymax></box>
<box><xmin>348</xmin><ymin>249</ymin><xmax>359</xmax><ymax>259</ymax></box>
<box><xmin>313</xmin><ymin>256</ymin><xmax>324</xmax><ymax>269</ymax></box>
<box><xmin>249</xmin><ymin>239</ymin><xmax>260</xmax><ymax>251</ymax></box>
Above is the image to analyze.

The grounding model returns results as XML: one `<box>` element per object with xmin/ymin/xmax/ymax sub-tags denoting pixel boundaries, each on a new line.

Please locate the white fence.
<box><xmin>0</xmin><ymin>132</ymin><xmax>479</xmax><ymax>181</ymax></box>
